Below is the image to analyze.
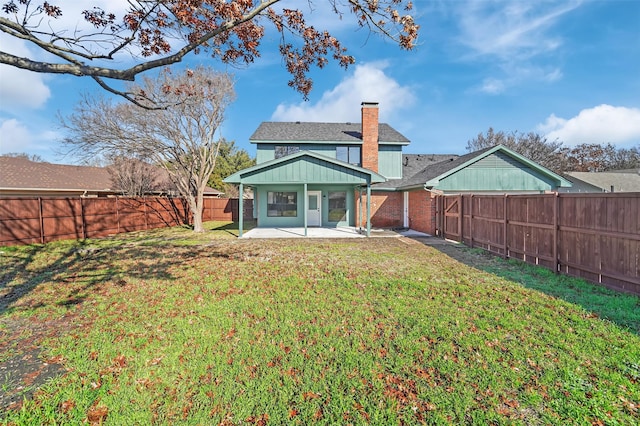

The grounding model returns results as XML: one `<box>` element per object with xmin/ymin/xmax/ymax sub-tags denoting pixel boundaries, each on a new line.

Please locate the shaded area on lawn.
<box><xmin>417</xmin><ymin>238</ymin><xmax>640</xmax><ymax>335</ymax></box>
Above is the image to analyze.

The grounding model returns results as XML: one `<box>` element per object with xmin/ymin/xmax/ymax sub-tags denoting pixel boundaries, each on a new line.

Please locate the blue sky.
<box><xmin>1</xmin><ymin>0</ymin><xmax>639</xmax><ymax>163</ymax></box>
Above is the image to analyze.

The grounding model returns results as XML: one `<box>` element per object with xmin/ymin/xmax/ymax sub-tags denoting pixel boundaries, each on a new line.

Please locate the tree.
<box><xmin>466</xmin><ymin>128</ymin><xmax>566</xmax><ymax>172</ymax></box>
<box><xmin>207</xmin><ymin>139</ymin><xmax>255</xmax><ymax>192</ymax></box>
<box><xmin>1</xmin><ymin>1</ymin><xmax>418</xmax><ymax>105</ymax></box>
<box><xmin>61</xmin><ymin>66</ymin><xmax>235</xmax><ymax>232</ymax></box>
<box><xmin>561</xmin><ymin>143</ymin><xmax>640</xmax><ymax>172</ymax></box>
<box><xmin>106</xmin><ymin>155</ymin><xmax>162</xmax><ymax>196</ymax></box>
<box><xmin>1</xmin><ymin>152</ymin><xmax>44</xmax><ymax>162</ymax></box>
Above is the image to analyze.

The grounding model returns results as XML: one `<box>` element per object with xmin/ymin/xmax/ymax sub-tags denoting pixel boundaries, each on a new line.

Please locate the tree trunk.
<box><xmin>192</xmin><ymin>190</ymin><xmax>205</xmax><ymax>233</ymax></box>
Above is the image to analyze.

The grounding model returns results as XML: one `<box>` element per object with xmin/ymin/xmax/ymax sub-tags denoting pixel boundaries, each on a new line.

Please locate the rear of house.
<box><xmin>225</xmin><ymin>102</ymin><xmax>572</xmax><ymax>236</ymax></box>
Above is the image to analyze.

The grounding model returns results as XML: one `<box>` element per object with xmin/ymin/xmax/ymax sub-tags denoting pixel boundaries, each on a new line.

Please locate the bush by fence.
<box><xmin>435</xmin><ymin>192</ymin><xmax>640</xmax><ymax>295</ymax></box>
<box><xmin>0</xmin><ymin>196</ymin><xmax>252</xmax><ymax>246</ymax></box>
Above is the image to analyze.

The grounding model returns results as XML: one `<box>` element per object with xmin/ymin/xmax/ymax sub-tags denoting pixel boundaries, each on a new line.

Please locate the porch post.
<box><xmin>238</xmin><ymin>183</ymin><xmax>244</xmax><ymax>238</ymax></box>
<box><xmin>366</xmin><ymin>184</ymin><xmax>371</xmax><ymax>237</ymax></box>
<box><xmin>358</xmin><ymin>187</ymin><xmax>363</xmax><ymax>233</ymax></box>
<box><xmin>303</xmin><ymin>183</ymin><xmax>308</xmax><ymax>237</ymax></box>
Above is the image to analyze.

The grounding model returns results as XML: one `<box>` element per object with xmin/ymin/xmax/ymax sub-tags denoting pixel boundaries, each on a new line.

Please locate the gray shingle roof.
<box><xmin>372</xmin><ymin>153</ymin><xmax>460</xmax><ymax>190</ymax></box>
<box><xmin>566</xmin><ymin>171</ymin><xmax>640</xmax><ymax>192</ymax></box>
<box><xmin>250</xmin><ymin>122</ymin><xmax>410</xmax><ymax>144</ymax></box>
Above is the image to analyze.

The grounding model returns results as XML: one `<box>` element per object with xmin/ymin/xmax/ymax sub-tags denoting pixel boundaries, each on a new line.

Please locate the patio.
<box><xmin>240</xmin><ymin>227</ymin><xmax>430</xmax><ymax>239</ymax></box>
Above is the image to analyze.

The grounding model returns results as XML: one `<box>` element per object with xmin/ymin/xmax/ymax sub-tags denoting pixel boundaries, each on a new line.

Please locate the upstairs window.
<box><xmin>336</xmin><ymin>146</ymin><xmax>361</xmax><ymax>166</ymax></box>
<box><xmin>275</xmin><ymin>146</ymin><xmax>299</xmax><ymax>159</ymax></box>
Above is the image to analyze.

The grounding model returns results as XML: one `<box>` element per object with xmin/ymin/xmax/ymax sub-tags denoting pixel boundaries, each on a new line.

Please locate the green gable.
<box><xmin>224</xmin><ymin>151</ymin><xmax>386</xmax><ymax>186</ymax></box>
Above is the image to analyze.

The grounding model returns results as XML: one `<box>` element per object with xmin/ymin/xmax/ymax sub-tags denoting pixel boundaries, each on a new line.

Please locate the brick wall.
<box><xmin>354</xmin><ymin>190</ymin><xmax>404</xmax><ymax>228</ymax></box>
<box><xmin>408</xmin><ymin>190</ymin><xmax>436</xmax><ymax>235</ymax></box>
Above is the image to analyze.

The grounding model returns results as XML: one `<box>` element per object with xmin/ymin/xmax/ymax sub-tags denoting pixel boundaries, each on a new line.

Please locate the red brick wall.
<box><xmin>354</xmin><ymin>191</ymin><xmax>403</xmax><ymax>228</ymax></box>
<box><xmin>361</xmin><ymin>103</ymin><xmax>379</xmax><ymax>172</ymax></box>
<box><xmin>407</xmin><ymin>190</ymin><xmax>436</xmax><ymax>235</ymax></box>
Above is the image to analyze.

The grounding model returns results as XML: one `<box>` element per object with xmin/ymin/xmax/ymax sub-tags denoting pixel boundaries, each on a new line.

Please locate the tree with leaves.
<box><xmin>206</xmin><ymin>139</ymin><xmax>255</xmax><ymax>193</ymax></box>
<box><xmin>61</xmin><ymin>66</ymin><xmax>234</xmax><ymax>232</ymax></box>
<box><xmin>1</xmin><ymin>0</ymin><xmax>418</xmax><ymax>105</ymax></box>
<box><xmin>466</xmin><ymin>128</ymin><xmax>566</xmax><ymax>172</ymax></box>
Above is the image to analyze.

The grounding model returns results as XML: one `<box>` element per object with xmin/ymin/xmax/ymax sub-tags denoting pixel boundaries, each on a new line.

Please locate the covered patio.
<box><xmin>224</xmin><ymin>151</ymin><xmax>387</xmax><ymax>237</ymax></box>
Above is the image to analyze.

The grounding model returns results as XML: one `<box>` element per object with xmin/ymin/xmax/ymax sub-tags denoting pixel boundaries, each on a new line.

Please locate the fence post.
<box><xmin>553</xmin><ymin>193</ymin><xmax>559</xmax><ymax>274</ymax></box>
<box><xmin>81</xmin><ymin>197</ymin><xmax>87</xmax><ymax>240</ymax></box>
<box><xmin>503</xmin><ymin>194</ymin><xmax>508</xmax><ymax>259</ymax></box>
<box><xmin>458</xmin><ymin>194</ymin><xmax>463</xmax><ymax>243</ymax></box>
<box><xmin>116</xmin><ymin>196</ymin><xmax>120</xmax><ymax>234</ymax></box>
<box><xmin>469</xmin><ymin>195</ymin><xmax>474</xmax><ymax>248</ymax></box>
<box><xmin>38</xmin><ymin>197</ymin><xmax>44</xmax><ymax>244</ymax></box>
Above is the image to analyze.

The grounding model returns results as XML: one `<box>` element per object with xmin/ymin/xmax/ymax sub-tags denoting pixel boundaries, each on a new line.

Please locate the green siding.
<box><xmin>436</xmin><ymin>152</ymin><xmax>556</xmax><ymax>191</ymax></box>
<box><xmin>255</xmin><ymin>184</ymin><xmax>356</xmax><ymax>227</ymax></box>
<box><xmin>257</xmin><ymin>144</ymin><xmax>338</xmax><ymax>164</ymax></box>
<box><xmin>240</xmin><ymin>157</ymin><xmax>372</xmax><ymax>185</ymax></box>
<box><xmin>378</xmin><ymin>145</ymin><xmax>402</xmax><ymax>178</ymax></box>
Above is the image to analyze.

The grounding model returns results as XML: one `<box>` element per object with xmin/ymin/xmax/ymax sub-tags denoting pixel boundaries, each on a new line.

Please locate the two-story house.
<box><xmin>225</xmin><ymin>102</ymin><xmax>571</xmax><ymax>237</ymax></box>
<box><xmin>224</xmin><ymin>102</ymin><xmax>407</xmax><ymax>236</ymax></box>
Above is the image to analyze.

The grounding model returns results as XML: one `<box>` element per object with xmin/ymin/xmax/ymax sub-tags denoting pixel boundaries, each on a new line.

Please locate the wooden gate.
<box><xmin>435</xmin><ymin>195</ymin><xmax>462</xmax><ymax>241</ymax></box>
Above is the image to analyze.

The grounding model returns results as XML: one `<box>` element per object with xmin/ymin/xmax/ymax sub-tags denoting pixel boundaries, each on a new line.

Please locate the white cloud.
<box><xmin>0</xmin><ymin>118</ymin><xmax>33</xmax><ymax>152</ymax></box>
<box><xmin>457</xmin><ymin>1</ymin><xmax>582</xmax><ymax>60</ymax></box>
<box><xmin>271</xmin><ymin>62</ymin><xmax>416</xmax><ymax>122</ymax></box>
<box><xmin>538</xmin><ymin>105</ymin><xmax>640</xmax><ymax>147</ymax></box>
<box><xmin>453</xmin><ymin>0</ymin><xmax>583</xmax><ymax>92</ymax></box>
<box><xmin>0</xmin><ymin>118</ymin><xmax>62</xmax><ymax>160</ymax></box>
<box><xmin>0</xmin><ymin>1</ymin><xmax>132</xmax><ymax>111</ymax></box>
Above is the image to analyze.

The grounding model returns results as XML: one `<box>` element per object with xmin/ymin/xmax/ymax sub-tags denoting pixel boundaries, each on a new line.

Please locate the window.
<box><xmin>275</xmin><ymin>145</ymin><xmax>299</xmax><ymax>159</ymax></box>
<box><xmin>328</xmin><ymin>192</ymin><xmax>347</xmax><ymax>222</ymax></box>
<box><xmin>267</xmin><ymin>192</ymin><xmax>297</xmax><ymax>217</ymax></box>
<box><xmin>336</xmin><ymin>146</ymin><xmax>361</xmax><ymax>166</ymax></box>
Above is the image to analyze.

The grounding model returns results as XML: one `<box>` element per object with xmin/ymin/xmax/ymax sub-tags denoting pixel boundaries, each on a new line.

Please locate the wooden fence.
<box><xmin>0</xmin><ymin>196</ymin><xmax>252</xmax><ymax>246</ymax></box>
<box><xmin>435</xmin><ymin>193</ymin><xmax>640</xmax><ymax>295</ymax></box>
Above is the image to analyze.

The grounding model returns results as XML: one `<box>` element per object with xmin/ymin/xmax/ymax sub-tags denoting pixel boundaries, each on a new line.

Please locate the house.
<box><xmin>0</xmin><ymin>156</ymin><xmax>223</xmax><ymax>198</ymax></box>
<box><xmin>225</xmin><ymin>102</ymin><xmax>572</xmax><ymax>237</ymax></box>
<box><xmin>563</xmin><ymin>170</ymin><xmax>640</xmax><ymax>193</ymax></box>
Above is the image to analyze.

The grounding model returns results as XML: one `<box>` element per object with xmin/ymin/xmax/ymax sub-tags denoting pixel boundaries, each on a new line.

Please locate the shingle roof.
<box><xmin>250</xmin><ymin>122</ymin><xmax>410</xmax><ymax>144</ymax></box>
<box><xmin>0</xmin><ymin>156</ymin><xmax>114</xmax><ymax>191</ymax></box>
<box><xmin>566</xmin><ymin>171</ymin><xmax>640</xmax><ymax>192</ymax></box>
<box><xmin>372</xmin><ymin>153</ymin><xmax>460</xmax><ymax>190</ymax></box>
<box><xmin>396</xmin><ymin>148</ymin><xmax>494</xmax><ymax>189</ymax></box>
<box><xmin>0</xmin><ymin>157</ymin><xmax>223</xmax><ymax>195</ymax></box>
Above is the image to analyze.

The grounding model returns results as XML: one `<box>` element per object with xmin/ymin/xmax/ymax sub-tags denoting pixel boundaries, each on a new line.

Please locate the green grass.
<box><xmin>1</xmin><ymin>222</ymin><xmax>639</xmax><ymax>425</ymax></box>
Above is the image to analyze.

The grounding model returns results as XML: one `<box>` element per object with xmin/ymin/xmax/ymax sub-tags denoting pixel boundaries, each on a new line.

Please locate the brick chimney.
<box><xmin>361</xmin><ymin>101</ymin><xmax>379</xmax><ymax>172</ymax></box>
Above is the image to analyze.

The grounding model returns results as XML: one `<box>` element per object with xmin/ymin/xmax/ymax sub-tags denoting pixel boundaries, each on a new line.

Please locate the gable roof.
<box><xmin>250</xmin><ymin>122</ymin><xmax>410</xmax><ymax>145</ymax></box>
<box><xmin>0</xmin><ymin>156</ymin><xmax>114</xmax><ymax>193</ymax></box>
<box><xmin>391</xmin><ymin>145</ymin><xmax>572</xmax><ymax>191</ymax></box>
<box><xmin>224</xmin><ymin>150</ymin><xmax>386</xmax><ymax>185</ymax></box>
<box><xmin>371</xmin><ymin>153</ymin><xmax>460</xmax><ymax>190</ymax></box>
<box><xmin>566</xmin><ymin>171</ymin><xmax>640</xmax><ymax>192</ymax></box>
<box><xmin>0</xmin><ymin>157</ymin><xmax>223</xmax><ymax>196</ymax></box>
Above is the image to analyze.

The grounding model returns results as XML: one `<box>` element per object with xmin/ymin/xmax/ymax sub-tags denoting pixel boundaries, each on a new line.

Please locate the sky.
<box><xmin>1</xmin><ymin>0</ymin><xmax>639</xmax><ymax>164</ymax></box>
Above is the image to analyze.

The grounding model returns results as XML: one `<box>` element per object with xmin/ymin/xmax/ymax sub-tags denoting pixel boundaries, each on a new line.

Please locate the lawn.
<box><xmin>1</xmin><ymin>221</ymin><xmax>639</xmax><ymax>425</ymax></box>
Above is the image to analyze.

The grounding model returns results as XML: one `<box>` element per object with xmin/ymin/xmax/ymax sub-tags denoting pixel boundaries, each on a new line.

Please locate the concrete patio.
<box><xmin>241</xmin><ymin>227</ymin><xmax>430</xmax><ymax>239</ymax></box>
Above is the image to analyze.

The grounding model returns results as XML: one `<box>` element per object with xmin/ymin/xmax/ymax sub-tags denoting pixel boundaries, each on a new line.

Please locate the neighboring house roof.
<box><xmin>224</xmin><ymin>150</ymin><xmax>386</xmax><ymax>185</ymax></box>
<box><xmin>566</xmin><ymin>171</ymin><xmax>640</xmax><ymax>192</ymax></box>
<box><xmin>250</xmin><ymin>122</ymin><xmax>410</xmax><ymax>145</ymax></box>
<box><xmin>0</xmin><ymin>157</ymin><xmax>223</xmax><ymax>196</ymax></box>
<box><xmin>389</xmin><ymin>145</ymin><xmax>572</xmax><ymax>191</ymax></box>
<box><xmin>0</xmin><ymin>156</ymin><xmax>114</xmax><ymax>194</ymax></box>
<box><xmin>559</xmin><ymin>174</ymin><xmax>604</xmax><ymax>193</ymax></box>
